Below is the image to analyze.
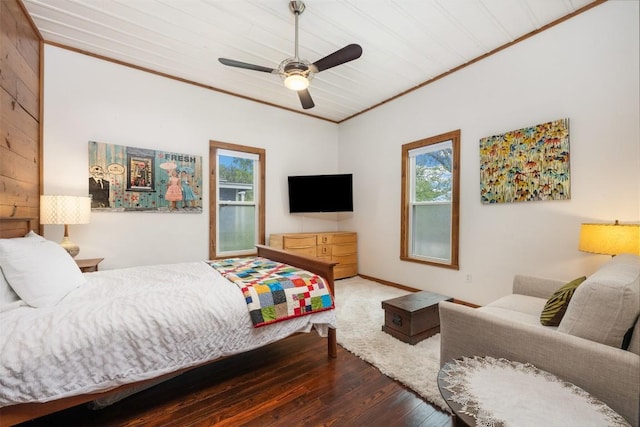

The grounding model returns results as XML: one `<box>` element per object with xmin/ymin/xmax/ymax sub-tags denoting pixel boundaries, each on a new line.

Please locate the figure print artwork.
<box><xmin>88</xmin><ymin>141</ymin><xmax>203</xmax><ymax>212</ymax></box>
<box><xmin>479</xmin><ymin>118</ymin><xmax>571</xmax><ymax>204</ymax></box>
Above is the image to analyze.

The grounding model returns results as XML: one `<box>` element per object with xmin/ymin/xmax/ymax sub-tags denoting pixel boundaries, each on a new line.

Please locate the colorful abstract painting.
<box><xmin>479</xmin><ymin>118</ymin><xmax>570</xmax><ymax>204</ymax></box>
<box><xmin>88</xmin><ymin>141</ymin><xmax>203</xmax><ymax>212</ymax></box>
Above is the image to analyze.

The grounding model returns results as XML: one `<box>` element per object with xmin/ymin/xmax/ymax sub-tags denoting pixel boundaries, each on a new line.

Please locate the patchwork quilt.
<box><xmin>209</xmin><ymin>257</ymin><xmax>334</xmax><ymax>327</ymax></box>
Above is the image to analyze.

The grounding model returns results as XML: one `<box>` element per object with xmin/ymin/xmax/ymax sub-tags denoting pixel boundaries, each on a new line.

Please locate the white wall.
<box><xmin>43</xmin><ymin>2</ymin><xmax>639</xmax><ymax>304</ymax></box>
<box><xmin>42</xmin><ymin>46</ymin><xmax>342</xmax><ymax>269</ymax></box>
<box><xmin>338</xmin><ymin>1</ymin><xmax>640</xmax><ymax>304</ymax></box>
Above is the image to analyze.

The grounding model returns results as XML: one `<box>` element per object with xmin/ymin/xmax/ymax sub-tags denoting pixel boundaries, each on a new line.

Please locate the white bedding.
<box><xmin>0</xmin><ymin>261</ymin><xmax>336</xmax><ymax>407</ymax></box>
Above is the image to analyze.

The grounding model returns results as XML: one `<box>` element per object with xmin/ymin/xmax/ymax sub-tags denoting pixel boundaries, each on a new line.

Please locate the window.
<box><xmin>401</xmin><ymin>130</ymin><xmax>460</xmax><ymax>269</ymax></box>
<box><xmin>210</xmin><ymin>141</ymin><xmax>265</xmax><ymax>258</ymax></box>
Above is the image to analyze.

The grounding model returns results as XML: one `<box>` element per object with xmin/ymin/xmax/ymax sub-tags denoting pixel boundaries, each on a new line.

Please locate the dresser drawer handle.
<box><xmin>392</xmin><ymin>314</ymin><xmax>403</xmax><ymax>326</ymax></box>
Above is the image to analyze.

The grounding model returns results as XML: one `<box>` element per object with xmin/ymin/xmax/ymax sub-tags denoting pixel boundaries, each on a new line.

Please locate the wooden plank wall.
<box><xmin>0</xmin><ymin>0</ymin><xmax>41</xmax><ymax>237</ymax></box>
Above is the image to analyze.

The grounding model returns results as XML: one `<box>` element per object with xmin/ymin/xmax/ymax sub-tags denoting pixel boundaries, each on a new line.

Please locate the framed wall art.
<box><xmin>88</xmin><ymin>141</ymin><xmax>203</xmax><ymax>212</ymax></box>
<box><xmin>479</xmin><ymin>118</ymin><xmax>570</xmax><ymax>204</ymax></box>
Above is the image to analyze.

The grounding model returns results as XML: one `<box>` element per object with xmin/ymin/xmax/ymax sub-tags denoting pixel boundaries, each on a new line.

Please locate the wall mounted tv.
<box><xmin>288</xmin><ymin>174</ymin><xmax>353</xmax><ymax>213</ymax></box>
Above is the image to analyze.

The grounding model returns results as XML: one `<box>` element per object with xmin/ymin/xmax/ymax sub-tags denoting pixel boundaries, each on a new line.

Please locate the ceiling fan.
<box><xmin>218</xmin><ymin>1</ymin><xmax>363</xmax><ymax>110</ymax></box>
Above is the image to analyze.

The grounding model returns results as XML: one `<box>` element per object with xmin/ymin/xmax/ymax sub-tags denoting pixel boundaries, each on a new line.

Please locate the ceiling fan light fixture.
<box><xmin>284</xmin><ymin>74</ymin><xmax>309</xmax><ymax>91</ymax></box>
<box><xmin>218</xmin><ymin>0</ymin><xmax>362</xmax><ymax>109</ymax></box>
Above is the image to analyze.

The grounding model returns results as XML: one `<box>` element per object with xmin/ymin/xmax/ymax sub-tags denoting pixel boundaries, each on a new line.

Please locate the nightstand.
<box><xmin>75</xmin><ymin>258</ymin><xmax>104</xmax><ymax>273</ymax></box>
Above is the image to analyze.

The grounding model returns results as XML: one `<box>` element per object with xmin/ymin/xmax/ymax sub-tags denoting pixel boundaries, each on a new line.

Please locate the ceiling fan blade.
<box><xmin>218</xmin><ymin>58</ymin><xmax>276</xmax><ymax>73</ymax></box>
<box><xmin>298</xmin><ymin>89</ymin><xmax>315</xmax><ymax>109</ymax></box>
<box><xmin>312</xmin><ymin>44</ymin><xmax>363</xmax><ymax>73</ymax></box>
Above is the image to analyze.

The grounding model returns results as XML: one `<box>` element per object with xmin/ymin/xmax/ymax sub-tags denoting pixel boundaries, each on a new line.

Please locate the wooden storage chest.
<box><xmin>381</xmin><ymin>290</ymin><xmax>453</xmax><ymax>345</ymax></box>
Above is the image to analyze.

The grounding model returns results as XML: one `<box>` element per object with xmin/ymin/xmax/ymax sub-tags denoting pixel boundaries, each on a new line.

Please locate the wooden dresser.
<box><xmin>269</xmin><ymin>232</ymin><xmax>357</xmax><ymax>279</ymax></box>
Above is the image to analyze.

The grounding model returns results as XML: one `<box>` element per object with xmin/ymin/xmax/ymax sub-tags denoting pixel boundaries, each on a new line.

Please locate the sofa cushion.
<box><xmin>540</xmin><ymin>276</ymin><xmax>586</xmax><ymax>326</ymax></box>
<box><xmin>480</xmin><ymin>294</ymin><xmax>551</xmax><ymax>328</ymax></box>
<box><xmin>558</xmin><ymin>254</ymin><xmax>640</xmax><ymax>348</ymax></box>
<box><xmin>628</xmin><ymin>318</ymin><xmax>640</xmax><ymax>355</ymax></box>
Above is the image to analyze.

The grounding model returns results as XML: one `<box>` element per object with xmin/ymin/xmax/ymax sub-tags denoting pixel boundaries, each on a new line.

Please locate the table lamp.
<box><xmin>578</xmin><ymin>220</ymin><xmax>640</xmax><ymax>256</ymax></box>
<box><xmin>40</xmin><ymin>195</ymin><xmax>91</xmax><ymax>258</ymax></box>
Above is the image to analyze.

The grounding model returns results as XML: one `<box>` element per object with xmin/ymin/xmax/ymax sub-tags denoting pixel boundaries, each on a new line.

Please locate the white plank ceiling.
<box><xmin>22</xmin><ymin>0</ymin><xmax>602</xmax><ymax>122</ymax></box>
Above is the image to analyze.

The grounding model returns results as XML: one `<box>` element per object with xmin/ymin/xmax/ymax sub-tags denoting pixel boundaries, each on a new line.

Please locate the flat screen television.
<box><xmin>288</xmin><ymin>174</ymin><xmax>353</xmax><ymax>213</ymax></box>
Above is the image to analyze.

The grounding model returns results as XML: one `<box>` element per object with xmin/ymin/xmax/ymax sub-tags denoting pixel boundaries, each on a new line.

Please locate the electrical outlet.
<box><xmin>465</xmin><ymin>274</ymin><xmax>472</xmax><ymax>283</ymax></box>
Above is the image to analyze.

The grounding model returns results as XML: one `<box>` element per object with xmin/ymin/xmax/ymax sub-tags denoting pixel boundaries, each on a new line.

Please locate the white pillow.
<box><xmin>0</xmin><ymin>237</ymin><xmax>86</xmax><ymax>307</ymax></box>
<box><xmin>0</xmin><ymin>269</ymin><xmax>20</xmax><ymax>307</ymax></box>
<box><xmin>24</xmin><ymin>230</ymin><xmax>45</xmax><ymax>240</ymax></box>
<box><xmin>0</xmin><ymin>231</ymin><xmax>43</xmax><ymax>309</ymax></box>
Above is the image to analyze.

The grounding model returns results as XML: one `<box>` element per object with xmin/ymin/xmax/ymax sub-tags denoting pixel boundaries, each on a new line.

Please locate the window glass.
<box><xmin>401</xmin><ymin>130</ymin><xmax>460</xmax><ymax>269</ymax></box>
<box><xmin>210</xmin><ymin>142</ymin><xmax>265</xmax><ymax>258</ymax></box>
<box><xmin>218</xmin><ymin>154</ymin><xmax>255</xmax><ymax>202</ymax></box>
<box><xmin>218</xmin><ymin>205</ymin><xmax>256</xmax><ymax>252</ymax></box>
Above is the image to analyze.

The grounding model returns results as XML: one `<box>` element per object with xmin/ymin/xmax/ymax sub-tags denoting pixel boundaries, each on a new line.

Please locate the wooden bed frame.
<box><xmin>0</xmin><ymin>220</ymin><xmax>337</xmax><ymax>426</ymax></box>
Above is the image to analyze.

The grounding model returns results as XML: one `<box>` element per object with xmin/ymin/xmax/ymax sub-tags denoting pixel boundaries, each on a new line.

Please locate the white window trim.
<box><xmin>215</xmin><ymin>151</ymin><xmax>259</xmax><ymax>257</ymax></box>
<box><xmin>408</xmin><ymin>140</ymin><xmax>453</xmax><ymax>263</ymax></box>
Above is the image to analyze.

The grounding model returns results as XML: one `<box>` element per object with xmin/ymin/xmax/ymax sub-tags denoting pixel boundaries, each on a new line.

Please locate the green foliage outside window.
<box><xmin>414</xmin><ymin>150</ymin><xmax>452</xmax><ymax>202</ymax></box>
<box><xmin>219</xmin><ymin>156</ymin><xmax>254</xmax><ymax>201</ymax></box>
<box><xmin>219</xmin><ymin>157</ymin><xmax>253</xmax><ymax>183</ymax></box>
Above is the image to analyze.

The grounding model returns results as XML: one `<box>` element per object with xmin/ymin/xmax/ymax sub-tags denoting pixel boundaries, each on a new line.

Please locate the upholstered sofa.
<box><xmin>439</xmin><ymin>253</ymin><xmax>640</xmax><ymax>426</ymax></box>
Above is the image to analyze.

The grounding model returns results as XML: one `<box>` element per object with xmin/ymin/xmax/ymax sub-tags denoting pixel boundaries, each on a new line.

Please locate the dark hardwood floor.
<box><xmin>17</xmin><ymin>333</ymin><xmax>452</xmax><ymax>427</ymax></box>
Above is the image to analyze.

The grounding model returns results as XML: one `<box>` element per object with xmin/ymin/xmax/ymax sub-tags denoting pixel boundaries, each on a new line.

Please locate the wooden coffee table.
<box><xmin>381</xmin><ymin>290</ymin><xmax>452</xmax><ymax>345</ymax></box>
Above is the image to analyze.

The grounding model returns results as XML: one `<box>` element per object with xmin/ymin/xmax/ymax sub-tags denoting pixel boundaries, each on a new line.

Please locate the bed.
<box><xmin>0</xmin><ymin>219</ymin><xmax>337</xmax><ymax>426</ymax></box>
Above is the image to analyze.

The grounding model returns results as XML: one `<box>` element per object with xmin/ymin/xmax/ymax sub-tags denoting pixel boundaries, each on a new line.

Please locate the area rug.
<box><xmin>334</xmin><ymin>276</ymin><xmax>450</xmax><ymax>413</ymax></box>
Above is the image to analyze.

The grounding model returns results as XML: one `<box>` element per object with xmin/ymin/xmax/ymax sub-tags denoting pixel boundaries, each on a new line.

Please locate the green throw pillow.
<box><xmin>540</xmin><ymin>276</ymin><xmax>587</xmax><ymax>326</ymax></box>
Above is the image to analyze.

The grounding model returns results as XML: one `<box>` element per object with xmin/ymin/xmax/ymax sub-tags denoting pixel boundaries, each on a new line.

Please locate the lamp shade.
<box><xmin>579</xmin><ymin>222</ymin><xmax>640</xmax><ymax>256</ymax></box>
<box><xmin>40</xmin><ymin>195</ymin><xmax>91</xmax><ymax>225</ymax></box>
